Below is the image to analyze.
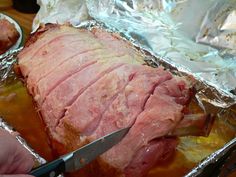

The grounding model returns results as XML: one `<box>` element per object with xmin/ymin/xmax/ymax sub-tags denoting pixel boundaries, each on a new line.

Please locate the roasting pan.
<box><xmin>0</xmin><ymin>0</ymin><xmax>236</xmax><ymax>176</ymax></box>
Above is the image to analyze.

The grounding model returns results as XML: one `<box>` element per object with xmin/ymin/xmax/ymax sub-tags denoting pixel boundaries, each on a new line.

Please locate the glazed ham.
<box><xmin>17</xmin><ymin>25</ymin><xmax>212</xmax><ymax>177</ymax></box>
<box><xmin>0</xmin><ymin>19</ymin><xmax>20</xmax><ymax>54</ymax></box>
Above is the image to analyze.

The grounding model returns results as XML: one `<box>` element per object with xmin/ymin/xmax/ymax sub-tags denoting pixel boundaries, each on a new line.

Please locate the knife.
<box><xmin>30</xmin><ymin>127</ymin><xmax>130</xmax><ymax>177</ymax></box>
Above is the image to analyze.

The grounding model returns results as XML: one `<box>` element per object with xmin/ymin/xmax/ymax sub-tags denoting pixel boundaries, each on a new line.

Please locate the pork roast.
<box><xmin>17</xmin><ymin>25</ymin><xmax>208</xmax><ymax>177</ymax></box>
<box><xmin>0</xmin><ymin>18</ymin><xmax>20</xmax><ymax>54</ymax></box>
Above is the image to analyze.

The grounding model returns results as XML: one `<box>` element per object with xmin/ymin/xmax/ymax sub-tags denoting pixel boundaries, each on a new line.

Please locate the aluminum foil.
<box><xmin>33</xmin><ymin>0</ymin><xmax>89</xmax><ymax>32</ymax></box>
<box><xmin>0</xmin><ymin>47</ymin><xmax>22</xmax><ymax>83</ymax></box>
<box><xmin>0</xmin><ymin>117</ymin><xmax>46</xmax><ymax>165</ymax></box>
<box><xmin>196</xmin><ymin>0</ymin><xmax>236</xmax><ymax>56</ymax></box>
<box><xmin>185</xmin><ymin>136</ymin><xmax>236</xmax><ymax>177</ymax></box>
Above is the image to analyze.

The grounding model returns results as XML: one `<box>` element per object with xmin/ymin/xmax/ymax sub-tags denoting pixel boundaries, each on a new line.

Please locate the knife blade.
<box><xmin>30</xmin><ymin>127</ymin><xmax>130</xmax><ymax>177</ymax></box>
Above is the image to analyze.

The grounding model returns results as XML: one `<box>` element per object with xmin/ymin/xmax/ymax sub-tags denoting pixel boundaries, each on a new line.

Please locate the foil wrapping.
<box><xmin>0</xmin><ymin>47</ymin><xmax>22</xmax><ymax>83</ymax></box>
<box><xmin>196</xmin><ymin>0</ymin><xmax>236</xmax><ymax>56</ymax></box>
<box><xmin>32</xmin><ymin>0</ymin><xmax>89</xmax><ymax>32</ymax></box>
<box><xmin>185</xmin><ymin>136</ymin><xmax>236</xmax><ymax>177</ymax></box>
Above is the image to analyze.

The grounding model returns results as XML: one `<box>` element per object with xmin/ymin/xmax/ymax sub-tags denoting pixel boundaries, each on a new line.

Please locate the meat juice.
<box><xmin>0</xmin><ymin>80</ymin><xmax>53</xmax><ymax>161</ymax></box>
<box><xmin>0</xmin><ymin>79</ymin><xmax>235</xmax><ymax>177</ymax></box>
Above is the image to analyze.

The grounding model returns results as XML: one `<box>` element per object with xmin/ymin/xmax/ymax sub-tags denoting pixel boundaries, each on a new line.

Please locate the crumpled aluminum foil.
<box><xmin>185</xmin><ymin>138</ymin><xmax>236</xmax><ymax>177</ymax></box>
<box><xmin>196</xmin><ymin>0</ymin><xmax>236</xmax><ymax>56</ymax></box>
<box><xmin>33</xmin><ymin>0</ymin><xmax>89</xmax><ymax>32</ymax></box>
<box><xmin>185</xmin><ymin>136</ymin><xmax>236</xmax><ymax>177</ymax></box>
<box><xmin>0</xmin><ymin>47</ymin><xmax>22</xmax><ymax>83</ymax></box>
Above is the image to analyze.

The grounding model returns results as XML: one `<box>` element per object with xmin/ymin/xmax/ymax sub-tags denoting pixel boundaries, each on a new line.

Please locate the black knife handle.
<box><xmin>30</xmin><ymin>158</ymin><xmax>65</xmax><ymax>177</ymax></box>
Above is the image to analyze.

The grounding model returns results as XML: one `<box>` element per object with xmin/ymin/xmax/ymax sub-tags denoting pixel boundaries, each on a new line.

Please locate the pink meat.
<box><xmin>154</xmin><ymin>77</ymin><xmax>191</xmax><ymax>105</ymax></box>
<box><xmin>58</xmin><ymin>64</ymin><xmax>139</xmax><ymax>135</ymax></box>
<box><xmin>27</xmin><ymin>39</ymin><xmax>103</xmax><ymax>95</ymax></box>
<box><xmin>100</xmin><ymin>90</ymin><xmax>184</xmax><ymax>170</ymax></box>
<box><xmin>92</xmin><ymin>67</ymin><xmax>172</xmax><ymax>138</ymax></box>
<box><xmin>92</xmin><ymin>28</ymin><xmax>144</xmax><ymax>63</ymax></box>
<box><xmin>124</xmin><ymin>138</ymin><xmax>177</xmax><ymax>177</ymax></box>
<box><xmin>41</xmin><ymin>62</ymin><xmax>122</xmax><ymax>136</ymax></box>
<box><xmin>41</xmin><ymin>54</ymin><xmax>142</xmax><ymax>139</ymax></box>
<box><xmin>18</xmin><ymin>26</ymin><xmax>83</xmax><ymax>70</ymax></box>
<box><xmin>19</xmin><ymin>34</ymin><xmax>88</xmax><ymax>77</ymax></box>
<box><xmin>17</xmin><ymin>25</ymin><xmax>195</xmax><ymax>177</ymax></box>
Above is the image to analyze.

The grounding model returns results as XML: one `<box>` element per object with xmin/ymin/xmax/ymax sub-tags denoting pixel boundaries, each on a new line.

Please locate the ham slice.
<box><xmin>0</xmin><ymin>19</ymin><xmax>20</xmax><ymax>54</ymax></box>
<box><xmin>17</xmin><ymin>25</ymin><xmax>212</xmax><ymax>177</ymax></box>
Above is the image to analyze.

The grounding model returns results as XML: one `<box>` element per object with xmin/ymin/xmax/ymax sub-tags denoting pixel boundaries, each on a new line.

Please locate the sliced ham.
<box><xmin>18</xmin><ymin>25</ymin><xmax>82</xmax><ymax>64</ymax></box>
<box><xmin>17</xmin><ymin>25</ymin><xmax>212</xmax><ymax>177</ymax></box>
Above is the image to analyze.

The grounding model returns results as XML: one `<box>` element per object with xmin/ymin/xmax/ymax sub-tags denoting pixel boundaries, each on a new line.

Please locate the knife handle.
<box><xmin>30</xmin><ymin>158</ymin><xmax>65</xmax><ymax>177</ymax></box>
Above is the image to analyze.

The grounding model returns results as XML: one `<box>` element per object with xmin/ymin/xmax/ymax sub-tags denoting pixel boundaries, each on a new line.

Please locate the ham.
<box><xmin>0</xmin><ymin>19</ymin><xmax>20</xmax><ymax>54</ymax></box>
<box><xmin>17</xmin><ymin>25</ymin><xmax>212</xmax><ymax>177</ymax></box>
